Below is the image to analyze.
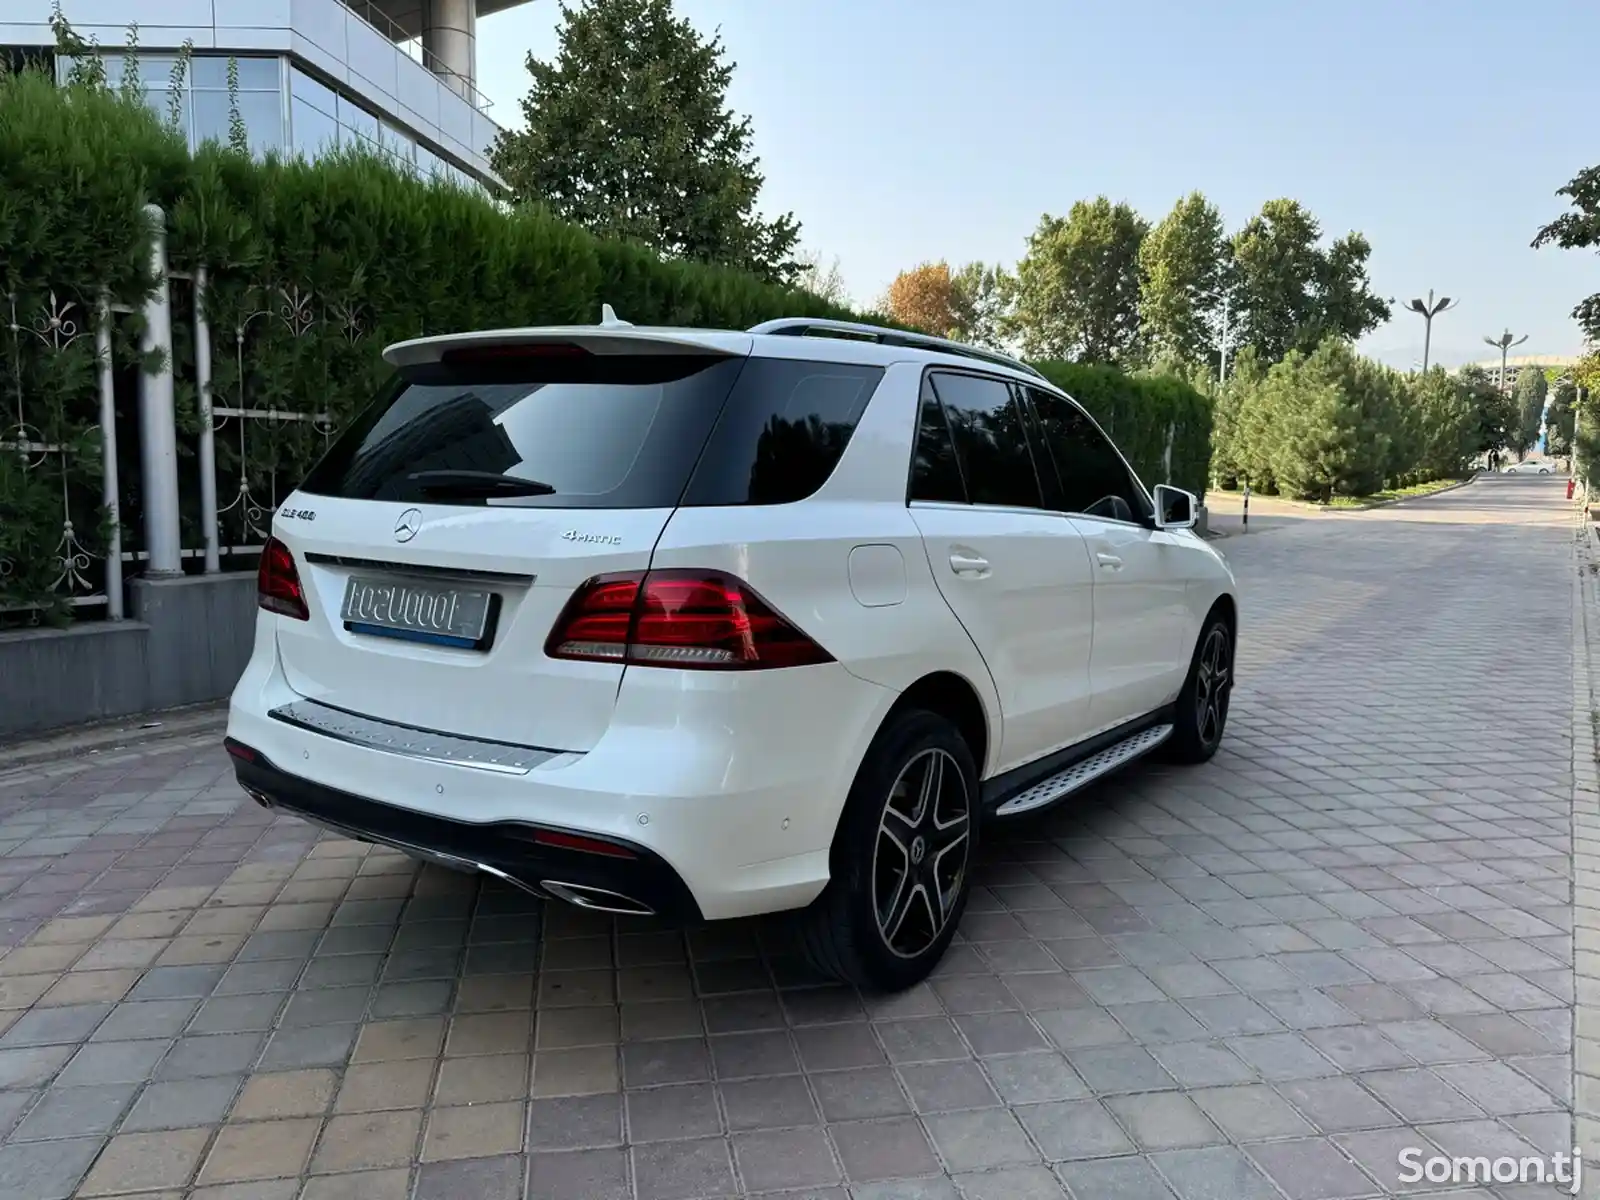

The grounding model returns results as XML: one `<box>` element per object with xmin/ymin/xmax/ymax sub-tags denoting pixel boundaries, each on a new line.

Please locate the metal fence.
<box><xmin>202</xmin><ymin>277</ymin><xmax>342</xmax><ymax>570</ymax></box>
<box><xmin>0</xmin><ymin>205</ymin><xmax>364</xmax><ymax>628</ymax></box>
<box><xmin>1</xmin><ymin>288</ymin><xmax>124</xmax><ymax>622</ymax></box>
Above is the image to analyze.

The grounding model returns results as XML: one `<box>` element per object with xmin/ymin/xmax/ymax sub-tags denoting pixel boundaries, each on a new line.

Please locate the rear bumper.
<box><xmin>227</xmin><ymin>739</ymin><xmax>704</xmax><ymax>921</ymax></box>
<box><xmin>227</xmin><ymin>609</ymin><xmax>901</xmax><ymax>920</ymax></box>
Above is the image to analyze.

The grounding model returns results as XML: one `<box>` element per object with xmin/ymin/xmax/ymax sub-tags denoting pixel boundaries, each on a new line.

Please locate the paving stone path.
<box><xmin>0</xmin><ymin>474</ymin><xmax>1580</xmax><ymax>1199</ymax></box>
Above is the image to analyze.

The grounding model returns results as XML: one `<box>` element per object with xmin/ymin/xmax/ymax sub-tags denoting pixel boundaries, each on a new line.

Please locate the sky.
<box><xmin>472</xmin><ymin>0</ymin><xmax>1598</xmax><ymax>370</ymax></box>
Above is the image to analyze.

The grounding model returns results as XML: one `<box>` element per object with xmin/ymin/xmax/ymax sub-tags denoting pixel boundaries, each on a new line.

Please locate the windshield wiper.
<box><xmin>407</xmin><ymin>469</ymin><xmax>557</xmax><ymax>498</ymax></box>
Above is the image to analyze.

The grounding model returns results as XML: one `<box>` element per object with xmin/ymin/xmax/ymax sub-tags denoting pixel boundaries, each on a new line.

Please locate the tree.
<box><xmin>1008</xmin><ymin>198</ymin><xmax>1148</xmax><ymax>364</ymax></box>
<box><xmin>1139</xmin><ymin>192</ymin><xmax>1229</xmax><ymax>373</ymax></box>
<box><xmin>1456</xmin><ymin>365</ymin><xmax>1517</xmax><ymax>455</ymax></box>
<box><xmin>1314</xmin><ymin>231</ymin><xmax>1391</xmax><ymax>349</ymax></box>
<box><xmin>1571</xmin><ymin>353</ymin><xmax>1600</xmax><ymax>483</ymax></box>
<box><xmin>1229</xmin><ymin>199</ymin><xmax>1390</xmax><ymax>361</ymax></box>
<box><xmin>489</xmin><ymin>0</ymin><xmax>801</xmax><ymax>284</ymax></box>
<box><xmin>1511</xmin><ymin>366</ymin><xmax>1548</xmax><ymax>458</ymax></box>
<box><xmin>1209</xmin><ymin>345</ymin><xmax>1268</xmax><ymax>489</ymax></box>
<box><xmin>1255</xmin><ymin>339</ymin><xmax>1398</xmax><ymax>501</ymax></box>
<box><xmin>885</xmin><ymin>261</ymin><xmax>958</xmax><ymax>336</ymax></box>
<box><xmin>1213</xmin><ymin>343</ymin><xmax>1480</xmax><ymax>496</ymax></box>
<box><xmin>1409</xmin><ymin>368</ymin><xmax>1480</xmax><ymax>480</ymax></box>
<box><xmin>948</xmin><ymin>262</ymin><xmax>1012</xmax><ymax>349</ymax></box>
<box><xmin>1532</xmin><ymin>165</ymin><xmax>1600</xmax><ymax>343</ymax></box>
<box><xmin>794</xmin><ymin>249</ymin><xmax>848</xmax><ymax>307</ymax></box>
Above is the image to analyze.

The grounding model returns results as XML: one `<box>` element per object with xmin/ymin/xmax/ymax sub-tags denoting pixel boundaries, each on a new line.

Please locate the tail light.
<box><xmin>258</xmin><ymin>537</ymin><xmax>309</xmax><ymax>621</ymax></box>
<box><xmin>545</xmin><ymin>569</ymin><xmax>833</xmax><ymax>670</ymax></box>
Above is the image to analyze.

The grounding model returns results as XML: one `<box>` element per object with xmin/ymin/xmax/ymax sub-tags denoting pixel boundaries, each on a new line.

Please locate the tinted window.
<box><xmin>928</xmin><ymin>372</ymin><xmax>1043</xmax><ymax>509</ymax></box>
<box><xmin>908</xmin><ymin>376</ymin><xmax>967</xmax><ymax>503</ymax></box>
<box><xmin>300</xmin><ymin>353</ymin><xmax>748</xmax><ymax>510</ymax></box>
<box><xmin>1012</xmin><ymin>384</ymin><xmax>1067</xmax><ymax>511</ymax></box>
<box><xmin>1028</xmin><ymin>387</ymin><xmax>1149</xmax><ymax>521</ymax></box>
<box><xmin>682</xmin><ymin>358</ymin><xmax>884</xmax><ymax>506</ymax></box>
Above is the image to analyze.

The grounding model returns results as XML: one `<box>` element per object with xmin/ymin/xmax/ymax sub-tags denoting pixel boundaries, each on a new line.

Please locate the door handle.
<box><xmin>1096</xmin><ymin>552</ymin><xmax>1123</xmax><ymax>570</ymax></box>
<box><xmin>949</xmin><ymin>552</ymin><xmax>989</xmax><ymax>575</ymax></box>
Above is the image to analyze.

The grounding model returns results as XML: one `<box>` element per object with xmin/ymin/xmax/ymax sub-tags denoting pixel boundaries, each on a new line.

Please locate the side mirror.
<box><xmin>1153</xmin><ymin>484</ymin><xmax>1197</xmax><ymax>530</ymax></box>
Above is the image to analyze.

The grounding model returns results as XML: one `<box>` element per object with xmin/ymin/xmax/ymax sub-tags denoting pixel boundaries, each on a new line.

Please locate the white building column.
<box><xmin>422</xmin><ymin>0</ymin><xmax>477</xmax><ymax>101</ymax></box>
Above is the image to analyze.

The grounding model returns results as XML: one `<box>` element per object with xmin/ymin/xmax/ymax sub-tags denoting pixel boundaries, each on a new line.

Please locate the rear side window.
<box><xmin>681</xmin><ymin>358</ymin><xmax>884</xmax><ymax>506</ymax></box>
<box><xmin>301</xmin><ymin>352</ymin><xmax>748</xmax><ymax>510</ymax></box>
<box><xmin>926</xmin><ymin>371</ymin><xmax>1044</xmax><ymax>509</ymax></box>
<box><xmin>908</xmin><ymin>376</ymin><xmax>967</xmax><ymax>503</ymax></box>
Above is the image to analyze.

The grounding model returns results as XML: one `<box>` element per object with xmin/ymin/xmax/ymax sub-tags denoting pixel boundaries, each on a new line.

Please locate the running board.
<box><xmin>993</xmin><ymin>724</ymin><xmax>1173</xmax><ymax>817</ymax></box>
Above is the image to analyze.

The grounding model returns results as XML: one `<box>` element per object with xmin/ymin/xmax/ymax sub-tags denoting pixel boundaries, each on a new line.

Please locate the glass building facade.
<box><xmin>60</xmin><ymin>51</ymin><xmax>486</xmax><ymax>193</ymax></box>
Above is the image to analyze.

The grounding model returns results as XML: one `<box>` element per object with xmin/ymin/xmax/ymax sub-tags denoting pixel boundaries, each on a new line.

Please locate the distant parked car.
<box><xmin>1504</xmin><ymin>460</ymin><xmax>1553</xmax><ymax>475</ymax></box>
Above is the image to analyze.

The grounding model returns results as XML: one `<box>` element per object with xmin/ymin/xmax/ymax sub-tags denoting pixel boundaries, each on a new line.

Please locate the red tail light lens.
<box><xmin>545</xmin><ymin>569</ymin><xmax>833</xmax><ymax>670</ymax></box>
<box><xmin>257</xmin><ymin>537</ymin><xmax>309</xmax><ymax>621</ymax></box>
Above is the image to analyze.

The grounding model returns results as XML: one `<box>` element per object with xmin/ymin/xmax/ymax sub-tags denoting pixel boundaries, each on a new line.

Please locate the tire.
<box><xmin>1163</xmin><ymin>613</ymin><xmax>1234</xmax><ymax>765</ymax></box>
<box><xmin>798</xmin><ymin>709</ymin><xmax>979</xmax><ymax>992</ymax></box>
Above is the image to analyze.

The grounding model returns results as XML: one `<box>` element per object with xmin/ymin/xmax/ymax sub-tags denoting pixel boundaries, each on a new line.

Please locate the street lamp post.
<box><xmin>1482</xmin><ymin>329</ymin><xmax>1530</xmax><ymax>392</ymax></box>
<box><xmin>1218</xmin><ymin>296</ymin><xmax>1228</xmax><ymax>384</ymax></box>
<box><xmin>1403</xmin><ymin>290</ymin><xmax>1457</xmax><ymax>374</ymax></box>
<box><xmin>1216</xmin><ymin>294</ymin><xmax>1233</xmax><ymax>385</ymax></box>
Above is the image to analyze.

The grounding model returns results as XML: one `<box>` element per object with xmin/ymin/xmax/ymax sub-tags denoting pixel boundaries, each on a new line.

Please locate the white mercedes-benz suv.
<box><xmin>226</xmin><ymin>313</ymin><xmax>1238</xmax><ymax>991</ymax></box>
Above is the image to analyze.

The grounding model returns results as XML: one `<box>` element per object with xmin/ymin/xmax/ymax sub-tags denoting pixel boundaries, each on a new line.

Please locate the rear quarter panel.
<box><xmin>649</xmin><ymin>357</ymin><xmax>1004</xmax><ymax>775</ymax></box>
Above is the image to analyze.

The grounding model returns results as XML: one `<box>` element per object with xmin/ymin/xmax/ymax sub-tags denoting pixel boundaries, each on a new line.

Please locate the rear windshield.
<box><xmin>300</xmin><ymin>349</ymin><xmax>884</xmax><ymax>510</ymax></box>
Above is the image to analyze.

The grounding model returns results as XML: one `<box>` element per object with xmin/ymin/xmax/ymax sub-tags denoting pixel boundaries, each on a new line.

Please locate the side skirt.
<box><xmin>982</xmin><ymin>706</ymin><xmax>1176</xmax><ymax>819</ymax></box>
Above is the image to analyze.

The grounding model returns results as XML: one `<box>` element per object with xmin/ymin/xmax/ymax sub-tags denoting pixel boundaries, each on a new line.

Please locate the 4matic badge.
<box><xmin>562</xmin><ymin>530</ymin><xmax>622</xmax><ymax>546</ymax></box>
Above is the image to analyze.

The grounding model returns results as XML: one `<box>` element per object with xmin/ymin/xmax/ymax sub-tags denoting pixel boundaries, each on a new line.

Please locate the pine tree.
<box><xmin>1262</xmin><ymin>339</ymin><xmax>1393</xmax><ymax>501</ymax></box>
<box><xmin>490</xmin><ymin>0</ymin><xmax>801</xmax><ymax>284</ymax></box>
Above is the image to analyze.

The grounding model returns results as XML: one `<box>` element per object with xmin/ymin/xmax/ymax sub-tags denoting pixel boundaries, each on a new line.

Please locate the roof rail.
<box><xmin>747</xmin><ymin>318</ymin><xmax>1044</xmax><ymax>380</ymax></box>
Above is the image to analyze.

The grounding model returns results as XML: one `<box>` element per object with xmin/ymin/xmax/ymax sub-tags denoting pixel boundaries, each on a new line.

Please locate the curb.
<box><xmin>1207</xmin><ymin>475</ymin><xmax>1480</xmax><ymax>515</ymax></box>
<box><xmin>0</xmin><ymin>701</ymin><xmax>228</xmax><ymax>773</ymax></box>
<box><xmin>1330</xmin><ymin>473</ymin><xmax>1482</xmax><ymax>513</ymax></box>
<box><xmin>1568</xmin><ymin>512</ymin><xmax>1600</xmax><ymax>1172</ymax></box>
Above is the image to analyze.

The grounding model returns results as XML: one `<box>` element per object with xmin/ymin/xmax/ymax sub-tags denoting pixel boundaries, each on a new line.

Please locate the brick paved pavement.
<box><xmin>0</xmin><ymin>474</ymin><xmax>1579</xmax><ymax>1199</ymax></box>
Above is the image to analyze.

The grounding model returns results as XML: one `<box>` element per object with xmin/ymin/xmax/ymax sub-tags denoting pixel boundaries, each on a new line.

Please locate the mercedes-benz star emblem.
<box><xmin>393</xmin><ymin>508</ymin><xmax>423</xmax><ymax>543</ymax></box>
<box><xmin>910</xmin><ymin>836</ymin><xmax>927</xmax><ymax>866</ymax></box>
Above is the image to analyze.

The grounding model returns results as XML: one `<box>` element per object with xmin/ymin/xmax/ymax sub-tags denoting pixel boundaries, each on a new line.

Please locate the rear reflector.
<box><xmin>532</xmin><ymin>830</ymin><xmax>637</xmax><ymax>859</ymax></box>
<box><xmin>545</xmin><ymin>569</ymin><xmax>834</xmax><ymax>670</ymax></box>
<box><xmin>224</xmin><ymin>739</ymin><xmax>258</xmax><ymax>763</ymax></box>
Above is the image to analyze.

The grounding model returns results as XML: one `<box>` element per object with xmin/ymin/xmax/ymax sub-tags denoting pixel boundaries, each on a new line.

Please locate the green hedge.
<box><xmin>0</xmin><ymin>60</ymin><xmax>1215</xmax><ymax>621</ymax></box>
<box><xmin>0</xmin><ymin>66</ymin><xmax>183</xmax><ymax>621</ymax></box>
<box><xmin>1033</xmin><ymin>362</ymin><xmax>1213</xmax><ymax>500</ymax></box>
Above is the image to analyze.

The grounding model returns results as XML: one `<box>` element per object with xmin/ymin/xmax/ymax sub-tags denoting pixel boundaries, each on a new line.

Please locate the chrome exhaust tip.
<box><xmin>540</xmin><ymin>880</ymin><xmax>655</xmax><ymax>917</ymax></box>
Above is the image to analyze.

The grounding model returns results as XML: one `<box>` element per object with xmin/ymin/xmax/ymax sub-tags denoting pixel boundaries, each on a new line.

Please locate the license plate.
<box><xmin>340</xmin><ymin>575</ymin><xmax>496</xmax><ymax>650</ymax></box>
